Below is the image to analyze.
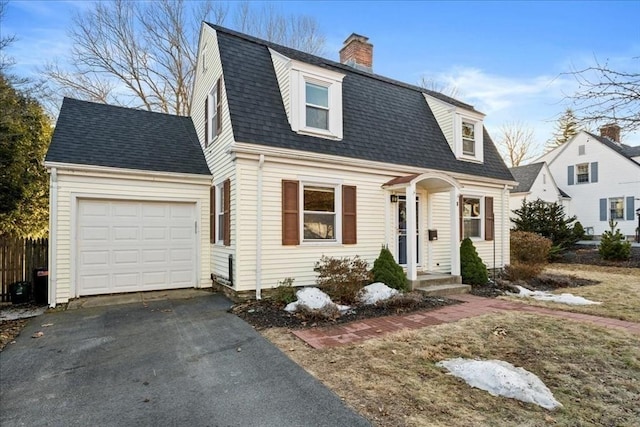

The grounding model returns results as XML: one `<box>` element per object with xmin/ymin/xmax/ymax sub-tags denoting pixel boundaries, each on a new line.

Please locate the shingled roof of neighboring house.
<box><xmin>46</xmin><ymin>98</ymin><xmax>210</xmax><ymax>175</ymax></box>
<box><xmin>586</xmin><ymin>131</ymin><xmax>640</xmax><ymax>166</ymax></box>
<box><xmin>209</xmin><ymin>24</ymin><xmax>515</xmax><ymax>182</ymax></box>
<box><xmin>509</xmin><ymin>162</ymin><xmax>545</xmax><ymax>193</ymax></box>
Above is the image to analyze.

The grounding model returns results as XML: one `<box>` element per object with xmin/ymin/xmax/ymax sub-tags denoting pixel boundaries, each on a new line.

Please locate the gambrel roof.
<box><xmin>209</xmin><ymin>24</ymin><xmax>514</xmax><ymax>182</ymax></box>
<box><xmin>46</xmin><ymin>98</ymin><xmax>210</xmax><ymax>175</ymax></box>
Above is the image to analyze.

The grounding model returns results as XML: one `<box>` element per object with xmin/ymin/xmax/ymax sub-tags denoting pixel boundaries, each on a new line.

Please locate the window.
<box><xmin>610</xmin><ymin>197</ymin><xmax>624</xmax><ymax>220</ymax></box>
<box><xmin>462</xmin><ymin>121</ymin><xmax>475</xmax><ymax>155</ymax></box>
<box><xmin>303</xmin><ymin>186</ymin><xmax>336</xmax><ymax>240</ymax></box>
<box><xmin>216</xmin><ymin>182</ymin><xmax>225</xmax><ymax>243</ymax></box>
<box><xmin>576</xmin><ymin>163</ymin><xmax>589</xmax><ymax>183</ymax></box>
<box><xmin>305</xmin><ymin>82</ymin><xmax>329</xmax><ymax>130</ymax></box>
<box><xmin>578</xmin><ymin>144</ymin><xmax>585</xmax><ymax>155</ymax></box>
<box><xmin>462</xmin><ymin>197</ymin><xmax>482</xmax><ymax>239</ymax></box>
<box><xmin>205</xmin><ymin>78</ymin><xmax>222</xmax><ymax>146</ymax></box>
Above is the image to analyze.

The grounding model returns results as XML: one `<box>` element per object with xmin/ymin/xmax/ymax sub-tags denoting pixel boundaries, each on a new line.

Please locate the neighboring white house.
<box><xmin>45</xmin><ymin>25</ymin><xmax>517</xmax><ymax>306</ymax></box>
<box><xmin>509</xmin><ymin>162</ymin><xmax>570</xmax><ymax>215</ymax></box>
<box><xmin>536</xmin><ymin>125</ymin><xmax>640</xmax><ymax>238</ymax></box>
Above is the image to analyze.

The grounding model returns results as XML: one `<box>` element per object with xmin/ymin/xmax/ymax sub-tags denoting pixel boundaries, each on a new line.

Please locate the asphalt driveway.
<box><xmin>0</xmin><ymin>293</ymin><xmax>369</xmax><ymax>426</ymax></box>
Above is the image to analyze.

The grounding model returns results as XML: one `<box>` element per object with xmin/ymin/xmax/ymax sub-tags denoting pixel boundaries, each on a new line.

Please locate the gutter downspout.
<box><xmin>255</xmin><ymin>154</ymin><xmax>265</xmax><ymax>299</ymax></box>
<box><xmin>48</xmin><ymin>168</ymin><xmax>58</xmax><ymax>308</ymax></box>
<box><xmin>502</xmin><ymin>184</ymin><xmax>508</xmax><ymax>268</ymax></box>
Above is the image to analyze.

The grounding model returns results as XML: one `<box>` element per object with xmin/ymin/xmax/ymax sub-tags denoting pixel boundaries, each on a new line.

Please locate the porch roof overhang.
<box><xmin>382</xmin><ymin>171</ymin><xmax>461</xmax><ymax>192</ymax></box>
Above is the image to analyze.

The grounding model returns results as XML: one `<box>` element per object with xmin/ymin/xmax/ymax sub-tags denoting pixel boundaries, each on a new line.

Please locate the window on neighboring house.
<box><xmin>462</xmin><ymin>121</ymin><xmax>476</xmax><ymax>155</ymax></box>
<box><xmin>576</xmin><ymin>163</ymin><xmax>589</xmax><ymax>183</ymax></box>
<box><xmin>205</xmin><ymin>78</ymin><xmax>222</xmax><ymax>146</ymax></box>
<box><xmin>610</xmin><ymin>197</ymin><xmax>624</xmax><ymax>220</ymax></box>
<box><xmin>305</xmin><ymin>82</ymin><xmax>329</xmax><ymax>130</ymax></box>
<box><xmin>303</xmin><ymin>185</ymin><xmax>336</xmax><ymax>240</ymax></box>
<box><xmin>462</xmin><ymin>197</ymin><xmax>482</xmax><ymax>239</ymax></box>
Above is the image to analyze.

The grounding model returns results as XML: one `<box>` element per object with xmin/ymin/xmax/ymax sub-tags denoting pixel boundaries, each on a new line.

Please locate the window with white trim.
<box><xmin>303</xmin><ymin>185</ymin><xmax>337</xmax><ymax>241</ymax></box>
<box><xmin>289</xmin><ymin>62</ymin><xmax>345</xmax><ymax>140</ymax></box>
<box><xmin>455</xmin><ymin>114</ymin><xmax>484</xmax><ymax>162</ymax></box>
<box><xmin>609</xmin><ymin>197</ymin><xmax>624</xmax><ymax>220</ymax></box>
<box><xmin>216</xmin><ymin>182</ymin><xmax>225</xmax><ymax>243</ymax></box>
<box><xmin>576</xmin><ymin>163</ymin><xmax>589</xmax><ymax>183</ymax></box>
<box><xmin>462</xmin><ymin>197</ymin><xmax>482</xmax><ymax>239</ymax></box>
<box><xmin>305</xmin><ymin>82</ymin><xmax>329</xmax><ymax>130</ymax></box>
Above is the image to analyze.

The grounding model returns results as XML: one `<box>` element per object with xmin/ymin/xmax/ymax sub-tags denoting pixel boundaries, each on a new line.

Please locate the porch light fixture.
<box><xmin>390</xmin><ymin>195</ymin><xmax>398</xmax><ymax>203</ymax></box>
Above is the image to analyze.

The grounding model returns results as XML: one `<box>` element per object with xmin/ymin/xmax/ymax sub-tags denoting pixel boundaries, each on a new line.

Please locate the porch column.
<box><xmin>450</xmin><ymin>187</ymin><xmax>461</xmax><ymax>276</ymax></box>
<box><xmin>406</xmin><ymin>182</ymin><xmax>417</xmax><ymax>281</ymax></box>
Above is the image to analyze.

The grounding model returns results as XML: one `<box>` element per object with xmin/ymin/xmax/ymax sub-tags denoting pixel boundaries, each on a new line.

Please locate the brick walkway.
<box><xmin>292</xmin><ymin>294</ymin><xmax>640</xmax><ymax>349</ymax></box>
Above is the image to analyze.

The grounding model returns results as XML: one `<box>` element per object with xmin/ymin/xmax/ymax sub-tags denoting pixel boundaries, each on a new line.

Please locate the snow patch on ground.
<box><xmin>284</xmin><ymin>287</ymin><xmax>350</xmax><ymax>313</ymax></box>
<box><xmin>358</xmin><ymin>282</ymin><xmax>399</xmax><ymax>305</ymax></box>
<box><xmin>0</xmin><ymin>305</ymin><xmax>47</xmax><ymax>321</ymax></box>
<box><xmin>436</xmin><ymin>358</ymin><xmax>562</xmax><ymax>410</ymax></box>
<box><xmin>510</xmin><ymin>286</ymin><xmax>602</xmax><ymax>305</ymax></box>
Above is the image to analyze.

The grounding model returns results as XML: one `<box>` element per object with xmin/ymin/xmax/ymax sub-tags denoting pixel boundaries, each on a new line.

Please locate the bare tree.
<box><xmin>497</xmin><ymin>122</ymin><xmax>537</xmax><ymax>167</ymax></box>
<box><xmin>0</xmin><ymin>0</ymin><xmax>16</xmax><ymax>72</ymax></box>
<box><xmin>41</xmin><ymin>0</ymin><xmax>325</xmax><ymax>116</ymax></box>
<box><xmin>418</xmin><ymin>76</ymin><xmax>460</xmax><ymax>99</ymax></box>
<box><xmin>566</xmin><ymin>56</ymin><xmax>640</xmax><ymax>132</ymax></box>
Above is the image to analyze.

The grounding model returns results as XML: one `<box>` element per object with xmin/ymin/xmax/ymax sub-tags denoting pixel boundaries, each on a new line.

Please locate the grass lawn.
<box><xmin>264</xmin><ymin>312</ymin><xmax>640</xmax><ymax>426</ymax></box>
<box><xmin>501</xmin><ymin>264</ymin><xmax>640</xmax><ymax>322</ymax></box>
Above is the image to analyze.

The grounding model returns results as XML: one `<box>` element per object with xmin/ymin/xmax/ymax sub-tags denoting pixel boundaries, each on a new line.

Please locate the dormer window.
<box><xmin>454</xmin><ymin>113</ymin><xmax>484</xmax><ymax>163</ymax></box>
<box><xmin>462</xmin><ymin>121</ymin><xmax>476</xmax><ymax>155</ymax></box>
<box><xmin>305</xmin><ymin>82</ymin><xmax>329</xmax><ymax>130</ymax></box>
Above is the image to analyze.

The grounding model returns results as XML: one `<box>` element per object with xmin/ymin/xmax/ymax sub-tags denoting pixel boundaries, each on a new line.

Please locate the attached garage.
<box><xmin>45</xmin><ymin>98</ymin><xmax>212</xmax><ymax>306</ymax></box>
<box><xmin>76</xmin><ymin>199</ymin><xmax>198</xmax><ymax>296</ymax></box>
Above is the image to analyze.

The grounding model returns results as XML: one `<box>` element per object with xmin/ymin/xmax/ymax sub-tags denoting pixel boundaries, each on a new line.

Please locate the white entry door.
<box><xmin>76</xmin><ymin>199</ymin><xmax>197</xmax><ymax>296</ymax></box>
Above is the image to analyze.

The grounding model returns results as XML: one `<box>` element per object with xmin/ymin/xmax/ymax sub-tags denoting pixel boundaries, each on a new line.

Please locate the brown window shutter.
<box><xmin>204</xmin><ymin>96</ymin><xmax>209</xmax><ymax>147</ymax></box>
<box><xmin>459</xmin><ymin>195</ymin><xmax>463</xmax><ymax>241</ymax></box>
<box><xmin>342</xmin><ymin>185</ymin><xmax>357</xmax><ymax>244</ymax></box>
<box><xmin>223</xmin><ymin>179</ymin><xmax>231</xmax><ymax>246</ymax></box>
<box><xmin>282</xmin><ymin>180</ymin><xmax>300</xmax><ymax>245</ymax></box>
<box><xmin>210</xmin><ymin>186</ymin><xmax>216</xmax><ymax>243</ymax></box>
<box><xmin>485</xmin><ymin>196</ymin><xmax>494</xmax><ymax>241</ymax></box>
<box><xmin>215</xmin><ymin>78</ymin><xmax>222</xmax><ymax>136</ymax></box>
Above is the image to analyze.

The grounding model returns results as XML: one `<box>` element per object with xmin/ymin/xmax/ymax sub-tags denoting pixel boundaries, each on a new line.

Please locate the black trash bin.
<box><xmin>33</xmin><ymin>267</ymin><xmax>48</xmax><ymax>305</ymax></box>
<box><xmin>9</xmin><ymin>281</ymin><xmax>32</xmax><ymax>304</ymax></box>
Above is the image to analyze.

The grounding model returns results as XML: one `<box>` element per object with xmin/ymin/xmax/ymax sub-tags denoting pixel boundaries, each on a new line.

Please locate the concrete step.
<box><xmin>411</xmin><ymin>274</ymin><xmax>462</xmax><ymax>288</ymax></box>
<box><xmin>415</xmin><ymin>283</ymin><xmax>472</xmax><ymax>297</ymax></box>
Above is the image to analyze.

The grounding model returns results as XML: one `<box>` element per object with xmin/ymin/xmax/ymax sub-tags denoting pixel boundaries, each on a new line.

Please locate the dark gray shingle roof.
<box><xmin>585</xmin><ymin>131</ymin><xmax>640</xmax><ymax>166</ymax></box>
<box><xmin>210</xmin><ymin>24</ymin><xmax>514</xmax><ymax>182</ymax></box>
<box><xmin>509</xmin><ymin>162</ymin><xmax>545</xmax><ymax>193</ymax></box>
<box><xmin>46</xmin><ymin>98</ymin><xmax>210</xmax><ymax>175</ymax></box>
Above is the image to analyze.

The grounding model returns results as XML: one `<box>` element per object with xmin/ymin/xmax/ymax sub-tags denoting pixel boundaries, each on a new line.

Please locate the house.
<box><xmin>536</xmin><ymin>124</ymin><xmax>640</xmax><ymax>238</ymax></box>
<box><xmin>44</xmin><ymin>24</ymin><xmax>517</xmax><ymax>306</ymax></box>
<box><xmin>508</xmin><ymin>162</ymin><xmax>570</xmax><ymax>214</ymax></box>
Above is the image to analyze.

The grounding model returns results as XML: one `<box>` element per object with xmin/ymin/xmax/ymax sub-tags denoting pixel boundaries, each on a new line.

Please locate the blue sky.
<box><xmin>4</xmin><ymin>0</ymin><xmax>640</xmax><ymax>155</ymax></box>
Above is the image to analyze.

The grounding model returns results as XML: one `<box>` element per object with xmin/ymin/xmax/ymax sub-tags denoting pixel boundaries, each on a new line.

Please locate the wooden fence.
<box><xmin>1</xmin><ymin>237</ymin><xmax>48</xmax><ymax>302</ymax></box>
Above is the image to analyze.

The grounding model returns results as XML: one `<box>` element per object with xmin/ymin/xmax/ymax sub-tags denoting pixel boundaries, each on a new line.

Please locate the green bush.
<box><xmin>460</xmin><ymin>238</ymin><xmax>488</xmax><ymax>285</ymax></box>
<box><xmin>314</xmin><ymin>255</ymin><xmax>372</xmax><ymax>304</ymax></box>
<box><xmin>371</xmin><ymin>246</ymin><xmax>408</xmax><ymax>291</ymax></box>
<box><xmin>573</xmin><ymin>221</ymin><xmax>586</xmax><ymax>242</ymax></box>
<box><xmin>599</xmin><ymin>220</ymin><xmax>631</xmax><ymax>261</ymax></box>
<box><xmin>272</xmin><ymin>277</ymin><xmax>297</xmax><ymax>305</ymax></box>
<box><xmin>511</xmin><ymin>199</ymin><xmax>581</xmax><ymax>250</ymax></box>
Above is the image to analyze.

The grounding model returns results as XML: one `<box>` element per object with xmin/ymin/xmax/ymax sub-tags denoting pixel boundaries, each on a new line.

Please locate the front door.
<box><xmin>397</xmin><ymin>196</ymin><xmax>419</xmax><ymax>266</ymax></box>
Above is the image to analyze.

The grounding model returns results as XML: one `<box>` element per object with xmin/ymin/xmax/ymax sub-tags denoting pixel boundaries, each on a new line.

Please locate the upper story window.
<box><xmin>287</xmin><ymin>59</ymin><xmax>345</xmax><ymax>140</ymax></box>
<box><xmin>454</xmin><ymin>113</ymin><xmax>484</xmax><ymax>163</ymax></box>
<box><xmin>305</xmin><ymin>82</ymin><xmax>329</xmax><ymax>130</ymax></box>
<box><xmin>461</xmin><ymin>121</ymin><xmax>476</xmax><ymax>155</ymax></box>
<box><xmin>576</xmin><ymin>163</ymin><xmax>589</xmax><ymax>183</ymax></box>
<box><xmin>205</xmin><ymin>78</ymin><xmax>222</xmax><ymax>147</ymax></box>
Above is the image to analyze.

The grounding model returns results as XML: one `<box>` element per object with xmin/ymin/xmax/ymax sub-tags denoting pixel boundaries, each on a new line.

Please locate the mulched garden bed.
<box><xmin>470</xmin><ymin>272</ymin><xmax>600</xmax><ymax>298</ymax></box>
<box><xmin>555</xmin><ymin>245</ymin><xmax>640</xmax><ymax>268</ymax></box>
<box><xmin>230</xmin><ymin>293</ymin><xmax>460</xmax><ymax>330</ymax></box>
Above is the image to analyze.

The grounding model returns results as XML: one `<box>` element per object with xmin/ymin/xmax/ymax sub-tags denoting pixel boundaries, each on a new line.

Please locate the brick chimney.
<box><xmin>600</xmin><ymin>123</ymin><xmax>621</xmax><ymax>143</ymax></box>
<box><xmin>339</xmin><ymin>33</ymin><xmax>373</xmax><ymax>73</ymax></box>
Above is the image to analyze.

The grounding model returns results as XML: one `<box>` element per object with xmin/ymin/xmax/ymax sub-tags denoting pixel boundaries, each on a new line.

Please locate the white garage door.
<box><xmin>77</xmin><ymin>199</ymin><xmax>197</xmax><ymax>296</ymax></box>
